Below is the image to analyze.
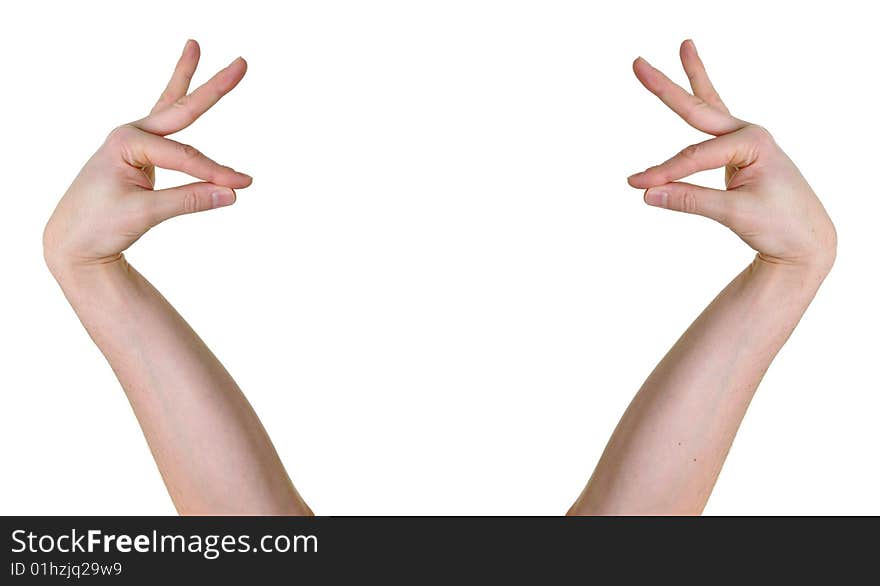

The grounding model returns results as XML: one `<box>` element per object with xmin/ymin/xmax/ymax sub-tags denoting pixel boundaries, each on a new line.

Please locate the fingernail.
<box><xmin>211</xmin><ymin>188</ymin><xmax>235</xmax><ymax>208</ymax></box>
<box><xmin>645</xmin><ymin>189</ymin><xmax>668</xmax><ymax>207</ymax></box>
<box><xmin>627</xmin><ymin>172</ymin><xmax>640</xmax><ymax>181</ymax></box>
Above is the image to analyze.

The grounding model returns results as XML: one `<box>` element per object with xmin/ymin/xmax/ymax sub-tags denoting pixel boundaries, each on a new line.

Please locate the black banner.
<box><xmin>1</xmin><ymin>516</ymin><xmax>875</xmax><ymax>581</ymax></box>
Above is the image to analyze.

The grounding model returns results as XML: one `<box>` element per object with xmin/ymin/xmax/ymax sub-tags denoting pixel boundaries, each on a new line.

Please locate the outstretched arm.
<box><xmin>43</xmin><ymin>40</ymin><xmax>311</xmax><ymax>515</ymax></box>
<box><xmin>569</xmin><ymin>40</ymin><xmax>836</xmax><ymax>515</ymax></box>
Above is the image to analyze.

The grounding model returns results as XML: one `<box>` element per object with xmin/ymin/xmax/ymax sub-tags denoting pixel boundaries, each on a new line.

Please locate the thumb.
<box><xmin>148</xmin><ymin>182</ymin><xmax>236</xmax><ymax>225</ymax></box>
<box><xmin>644</xmin><ymin>182</ymin><xmax>733</xmax><ymax>226</ymax></box>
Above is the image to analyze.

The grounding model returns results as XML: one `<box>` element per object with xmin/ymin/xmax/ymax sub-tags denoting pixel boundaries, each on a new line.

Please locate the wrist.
<box><xmin>42</xmin><ymin>216</ymin><xmax>127</xmax><ymax>283</ymax></box>
<box><xmin>45</xmin><ymin>250</ymin><xmax>129</xmax><ymax>289</ymax></box>
<box><xmin>756</xmin><ymin>244</ymin><xmax>835</xmax><ymax>279</ymax></box>
<box><xmin>755</xmin><ymin>217</ymin><xmax>837</xmax><ymax>281</ymax></box>
<box><xmin>752</xmin><ymin>252</ymin><xmax>833</xmax><ymax>292</ymax></box>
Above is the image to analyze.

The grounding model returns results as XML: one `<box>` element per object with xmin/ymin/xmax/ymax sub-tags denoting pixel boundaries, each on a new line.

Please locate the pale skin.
<box><xmin>569</xmin><ymin>40</ymin><xmax>836</xmax><ymax>514</ymax></box>
<box><xmin>44</xmin><ymin>40</ymin><xmax>311</xmax><ymax>515</ymax></box>
<box><xmin>44</xmin><ymin>39</ymin><xmax>835</xmax><ymax>515</ymax></box>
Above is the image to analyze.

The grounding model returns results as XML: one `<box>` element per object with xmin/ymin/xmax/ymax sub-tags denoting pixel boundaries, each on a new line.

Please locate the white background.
<box><xmin>1</xmin><ymin>1</ymin><xmax>878</xmax><ymax>515</ymax></box>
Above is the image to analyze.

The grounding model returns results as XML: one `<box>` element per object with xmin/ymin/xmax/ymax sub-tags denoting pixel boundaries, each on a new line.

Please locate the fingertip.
<box><xmin>221</xmin><ymin>57</ymin><xmax>247</xmax><ymax>86</ymax></box>
<box><xmin>632</xmin><ymin>57</ymin><xmax>656</xmax><ymax>84</ymax></box>
<box><xmin>680</xmin><ymin>39</ymin><xmax>697</xmax><ymax>60</ymax></box>
<box><xmin>224</xmin><ymin>170</ymin><xmax>252</xmax><ymax>189</ymax></box>
<box><xmin>214</xmin><ymin>169</ymin><xmax>252</xmax><ymax>190</ymax></box>
<box><xmin>228</xmin><ymin>56</ymin><xmax>247</xmax><ymax>71</ymax></box>
<box><xmin>627</xmin><ymin>171</ymin><xmax>653</xmax><ymax>189</ymax></box>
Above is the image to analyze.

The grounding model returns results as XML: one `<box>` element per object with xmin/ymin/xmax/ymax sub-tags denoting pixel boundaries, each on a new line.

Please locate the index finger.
<box><xmin>627</xmin><ymin>127</ymin><xmax>761</xmax><ymax>189</ymax></box>
<box><xmin>114</xmin><ymin>126</ymin><xmax>253</xmax><ymax>188</ymax></box>
<box><xmin>633</xmin><ymin>56</ymin><xmax>743</xmax><ymax>136</ymax></box>
<box><xmin>136</xmin><ymin>56</ymin><xmax>247</xmax><ymax>136</ymax></box>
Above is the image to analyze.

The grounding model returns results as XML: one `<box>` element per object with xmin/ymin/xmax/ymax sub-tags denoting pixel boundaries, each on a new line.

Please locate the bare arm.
<box><xmin>569</xmin><ymin>40</ymin><xmax>836</xmax><ymax>515</ymax></box>
<box><xmin>44</xmin><ymin>40</ymin><xmax>311</xmax><ymax>515</ymax></box>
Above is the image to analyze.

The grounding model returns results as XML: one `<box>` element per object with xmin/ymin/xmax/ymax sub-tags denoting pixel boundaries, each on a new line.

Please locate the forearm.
<box><xmin>49</xmin><ymin>255</ymin><xmax>310</xmax><ymax>515</ymax></box>
<box><xmin>570</xmin><ymin>254</ymin><xmax>831</xmax><ymax>515</ymax></box>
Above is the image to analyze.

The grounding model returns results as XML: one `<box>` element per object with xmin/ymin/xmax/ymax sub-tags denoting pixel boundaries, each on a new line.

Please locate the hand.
<box><xmin>43</xmin><ymin>39</ymin><xmax>253</xmax><ymax>271</ymax></box>
<box><xmin>627</xmin><ymin>40</ymin><xmax>836</xmax><ymax>272</ymax></box>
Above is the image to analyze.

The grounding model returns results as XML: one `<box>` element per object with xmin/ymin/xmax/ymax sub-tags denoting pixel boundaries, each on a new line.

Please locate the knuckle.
<box><xmin>744</xmin><ymin>124</ymin><xmax>773</xmax><ymax>144</ymax></box>
<box><xmin>172</xmin><ymin>96</ymin><xmax>195</xmax><ymax>118</ymax></box>
<box><xmin>678</xmin><ymin>190</ymin><xmax>698</xmax><ymax>214</ymax></box>
<box><xmin>179</xmin><ymin>143</ymin><xmax>201</xmax><ymax>160</ymax></box>
<box><xmin>679</xmin><ymin>143</ymin><xmax>701</xmax><ymax>160</ymax></box>
<box><xmin>182</xmin><ymin>191</ymin><xmax>202</xmax><ymax>215</ymax></box>
<box><xmin>106</xmin><ymin>124</ymin><xmax>138</xmax><ymax>146</ymax></box>
<box><xmin>683</xmin><ymin>99</ymin><xmax>710</xmax><ymax>122</ymax></box>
